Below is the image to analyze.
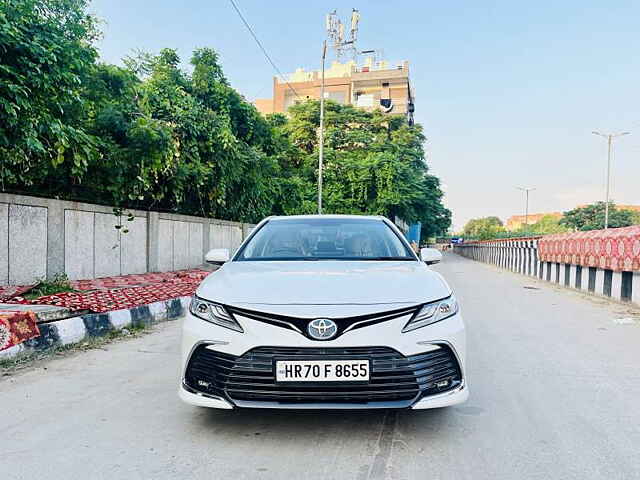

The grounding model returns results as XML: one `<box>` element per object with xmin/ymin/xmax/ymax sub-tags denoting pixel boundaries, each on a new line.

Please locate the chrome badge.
<box><xmin>307</xmin><ymin>318</ymin><xmax>338</xmax><ymax>340</ymax></box>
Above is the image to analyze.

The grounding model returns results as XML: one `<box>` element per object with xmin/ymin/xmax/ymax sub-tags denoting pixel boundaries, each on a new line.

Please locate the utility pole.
<box><xmin>592</xmin><ymin>131</ymin><xmax>630</xmax><ymax>229</ymax></box>
<box><xmin>318</xmin><ymin>40</ymin><xmax>327</xmax><ymax>214</ymax></box>
<box><xmin>516</xmin><ymin>187</ymin><xmax>536</xmax><ymax>230</ymax></box>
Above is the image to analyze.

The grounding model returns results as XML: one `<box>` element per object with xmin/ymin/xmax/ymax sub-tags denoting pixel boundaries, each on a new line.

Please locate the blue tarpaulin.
<box><xmin>405</xmin><ymin>223</ymin><xmax>421</xmax><ymax>244</ymax></box>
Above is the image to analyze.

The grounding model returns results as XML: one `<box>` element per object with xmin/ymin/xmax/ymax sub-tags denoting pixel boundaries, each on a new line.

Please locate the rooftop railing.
<box><xmin>276</xmin><ymin>61</ymin><xmax>409</xmax><ymax>83</ymax></box>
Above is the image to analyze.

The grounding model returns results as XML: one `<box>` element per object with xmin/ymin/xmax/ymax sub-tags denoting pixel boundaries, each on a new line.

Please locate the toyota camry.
<box><xmin>180</xmin><ymin>215</ymin><xmax>468</xmax><ymax>410</ymax></box>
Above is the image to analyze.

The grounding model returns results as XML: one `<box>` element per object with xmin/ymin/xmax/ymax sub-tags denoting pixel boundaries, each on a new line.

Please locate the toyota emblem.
<box><xmin>307</xmin><ymin>318</ymin><xmax>338</xmax><ymax>340</ymax></box>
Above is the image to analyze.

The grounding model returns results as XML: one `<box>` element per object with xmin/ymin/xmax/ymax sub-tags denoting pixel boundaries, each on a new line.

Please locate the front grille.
<box><xmin>226</xmin><ymin>305</ymin><xmax>420</xmax><ymax>341</ymax></box>
<box><xmin>184</xmin><ymin>345</ymin><xmax>462</xmax><ymax>406</ymax></box>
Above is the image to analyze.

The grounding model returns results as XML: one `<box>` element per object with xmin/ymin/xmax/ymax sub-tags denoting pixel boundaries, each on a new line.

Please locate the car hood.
<box><xmin>196</xmin><ymin>261</ymin><xmax>451</xmax><ymax>312</ymax></box>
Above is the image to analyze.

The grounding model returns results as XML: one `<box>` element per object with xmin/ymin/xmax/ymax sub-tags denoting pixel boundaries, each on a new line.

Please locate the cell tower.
<box><xmin>326</xmin><ymin>9</ymin><xmax>360</xmax><ymax>59</ymax></box>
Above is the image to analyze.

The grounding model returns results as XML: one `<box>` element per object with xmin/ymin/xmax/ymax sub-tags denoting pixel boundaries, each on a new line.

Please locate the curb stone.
<box><xmin>0</xmin><ymin>296</ymin><xmax>191</xmax><ymax>360</ymax></box>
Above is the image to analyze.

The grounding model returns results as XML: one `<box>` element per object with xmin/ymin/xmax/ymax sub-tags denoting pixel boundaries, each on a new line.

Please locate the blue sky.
<box><xmin>91</xmin><ymin>0</ymin><xmax>640</xmax><ymax>230</ymax></box>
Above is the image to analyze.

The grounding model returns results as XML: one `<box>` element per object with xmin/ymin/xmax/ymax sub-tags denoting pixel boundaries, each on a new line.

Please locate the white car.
<box><xmin>180</xmin><ymin>215</ymin><xmax>468</xmax><ymax>410</ymax></box>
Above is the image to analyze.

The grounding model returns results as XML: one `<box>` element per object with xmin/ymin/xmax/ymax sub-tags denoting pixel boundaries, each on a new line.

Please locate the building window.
<box><xmin>327</xmin><ymin>91</ymin><xmax>346</xmax><ymax>104</ymax></box>
<box><xmin>284</xmin><ymin>93</ymin><xmax>297</xmax><ymax>111</ymax></box>
<box><xmin>355</xmin><ymin>93</ymin><xmax>374</xmax><ymax>107</ymax></box>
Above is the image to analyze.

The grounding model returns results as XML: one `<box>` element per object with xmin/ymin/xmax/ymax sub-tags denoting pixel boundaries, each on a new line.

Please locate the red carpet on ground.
<box><xmin>69</xmin><ymin>270</ymin><xmax>208</xmax><ymax>291</ymax></box>
<box><xmin>0</xmin><ymin>285</ymin><xmax>33</xmax><ymax>301</ymax></box>
<box><xmin>6</xmin><ymin>270</ymin><xmax>210</xmax><ymax>314</ymax></box>
<box><xmin>0</xmin><ymin>311</ymin><xmax>40</xmax><ymax>351</ymax></box>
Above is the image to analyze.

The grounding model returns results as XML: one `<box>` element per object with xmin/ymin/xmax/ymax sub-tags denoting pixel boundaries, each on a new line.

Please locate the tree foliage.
<box><xmin>281</xmin><ymin>101</ymin><xmax>450</xmax><ymax>236</ymax></box>
<box><xmin>0</xmin><ymin>0</ymin><xmax>100</xmax><ymax>188</ymax></box>
<box><xmin>0</xmin><ymin>0</ymin><xmax>451</xmax><ymax>232</ymax></box>
<box><xmin>463</xmin><ymin>216</ymin><xmax>505</xmax><ymax>240</ymax></box>
<box><xmin>560</xmin><ymin>202</ymin><xmax>637</xmax><ymax>231</ymax></box>
<box><xmin>460</xmin><ymin>201</ymin><xmax>640</xmax><ymax>241</ymax></box>
<box><xmin>526</xmin><ymin>214</ymin><xmax>569</xmax><ymax>235</ymax></box>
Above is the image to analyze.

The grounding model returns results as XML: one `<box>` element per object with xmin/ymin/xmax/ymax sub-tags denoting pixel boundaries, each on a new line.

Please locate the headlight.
<box><xmin>189</xmin><ymin>297</ymin><xmax>243</xmax><ymax>333</ymax></box>
<box><xmin>402</xmin><ymin>295</ymin><xmax>459</xmax><ymax>332</ymax></box>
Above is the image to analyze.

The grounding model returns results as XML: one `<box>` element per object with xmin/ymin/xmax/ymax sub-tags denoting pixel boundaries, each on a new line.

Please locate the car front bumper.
<box><xmin>179</xmin><ymin>379</ymin><xmax>468</xmax><ymax>410</ymax></box>
<box><xmin>179</xmin><ymin>307</ymin><xmax>468</xmax><ymax>410</ymax></box>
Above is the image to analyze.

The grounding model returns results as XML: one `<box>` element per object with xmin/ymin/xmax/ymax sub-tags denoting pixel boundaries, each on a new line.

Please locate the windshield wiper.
<box><xmin>308</xmin><ymin>256</ymin><xmax>416</xmax><ymax>261</ymax></box>
<box><xmin>242</xmin><ymin>257</ymin><xmax>315</xmax><ymax>261</ymax></box>
<box><xmin>351</xmin><ymin>256</ymin><xmax>416</xmax><ymax>261</ymax></box>
<box><xmin>240</xmin><ymin>256</ymin><xmax>416</xmax><ymax>262</ymax></box>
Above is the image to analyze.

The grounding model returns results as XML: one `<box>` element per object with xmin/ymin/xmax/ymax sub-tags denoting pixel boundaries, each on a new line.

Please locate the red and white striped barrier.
<box><xmin>453</xmin><ymin>233</ymin><xmax>640</xmax><ymax>306</ymax></box>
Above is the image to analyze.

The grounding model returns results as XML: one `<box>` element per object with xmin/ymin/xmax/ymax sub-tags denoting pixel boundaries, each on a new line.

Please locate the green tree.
<box><xmin>526</xmin><ymin>214</ymin><xmax>569</xmax><ymax>235</ymax></box>
<box><xmin>131</xmin><ymin>47</ymin><xmax>282</xmax><ymax>221</ymax></box>
<box><xmin>0</xmin><ymin>0</ymin><xmax>451</xmax><ymax>231</ymax></box>
<box><xmin>560</xmin><ymin>202</ymin><xmax>635</xmax><ymax>231</ymax></box>
<box><xmin>463</xmin><ymin>216</ymin><xmax>505</xmax><ymax>240</ymax></box>
<box><xmin>80</xmin><ymin>63</ymin><xmax>170</xmax><ymax>207</ymax></box>
<box><xmin>282</xmin><ymin>100</ymin><xmax>451</xmax><ymax>236</ymax></box>
<box><xmin>0</xmin><ymin>0</ymin><xmax>100</xmax><ymax>189</ymax></box>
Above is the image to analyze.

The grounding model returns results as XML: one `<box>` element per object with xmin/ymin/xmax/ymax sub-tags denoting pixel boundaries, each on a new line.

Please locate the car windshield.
<box><xmin>236</xmin><ymin>218</ymin><xmax>415</xmax><ymax>261</ymax></box>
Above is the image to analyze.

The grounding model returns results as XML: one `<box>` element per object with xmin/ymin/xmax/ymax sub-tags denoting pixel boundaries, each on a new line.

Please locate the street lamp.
<box><xmin>592</xmin><ymin>131</ymin><xmax>630</xmax><ymax>229</ymax></box>
<box><xmin>516</xmin><ymin>187</ymin><xmax>536</xmax><ymax>230</ymax></box>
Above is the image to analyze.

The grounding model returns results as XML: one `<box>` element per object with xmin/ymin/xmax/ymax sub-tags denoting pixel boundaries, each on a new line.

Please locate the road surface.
<box><xmin>2</xmin><ymin>253</ymin><xmax>640</xmax><ymax>479</ymax></box>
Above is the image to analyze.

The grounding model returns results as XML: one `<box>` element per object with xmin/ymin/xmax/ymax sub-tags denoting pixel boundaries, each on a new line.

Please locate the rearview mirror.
<box><xmin>420</xmin><ymin>247</ymin><xmax>442</xmax><ymax>265</ymax></box>
<box><xmin>205</xmin><ymin>248</ymin><xmax>230</xmax><ymax>265</ymax></box>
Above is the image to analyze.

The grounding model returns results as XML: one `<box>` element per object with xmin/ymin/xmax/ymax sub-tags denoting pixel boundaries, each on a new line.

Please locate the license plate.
<box><xmin>275</xmin><ymin>359</ymin><xmax>370</xmax><ymax>382</ymax></box>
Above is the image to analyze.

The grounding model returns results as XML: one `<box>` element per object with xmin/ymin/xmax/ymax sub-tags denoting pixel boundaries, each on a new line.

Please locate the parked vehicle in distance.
<box><xmin>180</xmin><ymin>215</ymin><xmax>467</xmax><ymax>410</ymax></box>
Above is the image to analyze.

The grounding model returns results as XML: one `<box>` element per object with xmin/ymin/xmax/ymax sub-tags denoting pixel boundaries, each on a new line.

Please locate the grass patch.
<box><xmin>23</xmin><ymin>273</ymin><xmax>76</xmax><ymax>300</ymax></box>
<box><xmin>0</xmin><ymin>323</ymin><xmax>149</xmax><ymax>375</ymax></box>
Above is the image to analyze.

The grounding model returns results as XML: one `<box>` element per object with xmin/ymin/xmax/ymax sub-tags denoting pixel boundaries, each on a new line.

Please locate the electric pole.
<box><xmin>319</xmin><ymin>9</ymin><xmax>361</xmax><ymax>214</ymax></box>
<box><xmin>592</xmin><ymin>131</ymin><xmax>630</xmax><ymax>229</ymax></box>
<box><xmin>516</xmin><ymin>187</ymin><xmax>536</xmax><ymax>230</ymax></box>
<box><xmin>318</xmin><ymin>40</ymin><xmax>327</xmax><ymax>214</ymax></box>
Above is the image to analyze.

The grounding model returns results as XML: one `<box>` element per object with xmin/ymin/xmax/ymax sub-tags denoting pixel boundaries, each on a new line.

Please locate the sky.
<box><xmin>90</xmin><ymin>0</ymin><xmax>640</xmax><ymax>231</ymax></box>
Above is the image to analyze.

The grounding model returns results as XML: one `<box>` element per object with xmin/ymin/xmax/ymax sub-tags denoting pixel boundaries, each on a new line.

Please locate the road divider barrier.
<box><xmin>453</xmin><ymin>229</ymin><xmax>640</xmax><ymax>307</ymax></box>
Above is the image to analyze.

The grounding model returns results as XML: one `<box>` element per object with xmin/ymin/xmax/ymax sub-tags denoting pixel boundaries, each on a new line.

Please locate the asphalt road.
<box><xmin>2</xmin><ymin>253</ymin><xmax>640</xmax><ymax>480</ymax></box>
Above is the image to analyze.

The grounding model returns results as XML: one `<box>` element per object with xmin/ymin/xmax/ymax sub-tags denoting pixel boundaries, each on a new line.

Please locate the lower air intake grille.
<box><xmin>184</xmin><ymin>345</ymin><xmax>461</xmax><ymax>405</ymax></box>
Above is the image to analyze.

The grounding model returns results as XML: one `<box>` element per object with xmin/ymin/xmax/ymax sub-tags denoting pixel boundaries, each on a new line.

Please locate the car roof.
<box><xmin>268</xmin><ymin>214</ymin><xmax>386</xmax><ymax>222</ymax></box>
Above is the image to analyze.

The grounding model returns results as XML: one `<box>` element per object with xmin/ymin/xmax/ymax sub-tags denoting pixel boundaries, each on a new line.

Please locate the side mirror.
<box><xmin>205</xmin><ymin>248</ymin><xmax>230</xmax><ymax>265</ymax></box>
<box><xmin>420</xmin><ymin>247</ymin><xmax>442</xmax><ymax>265</ymax></box>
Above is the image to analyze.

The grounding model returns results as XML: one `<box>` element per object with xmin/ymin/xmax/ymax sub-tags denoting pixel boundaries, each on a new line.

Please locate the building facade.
<box><xmin>254</xmin><ymin>58</ymin><xmax>415</xmax><ymax>124</ymax></box>
<box><xmin>505</xmin><ymin>212</ymin><xmax>562</xmax><ymax>231</ymax></box>
<box><xmin>505</xmin><ymin>205</ymin><xmax>640</xmax><ymax>231</ymax></box>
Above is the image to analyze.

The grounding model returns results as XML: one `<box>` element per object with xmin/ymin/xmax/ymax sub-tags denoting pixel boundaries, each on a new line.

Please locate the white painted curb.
<box><xmin>1</xmin><ymin>296</ymin><xmax>191</xmax><ymax>360</ymax></box>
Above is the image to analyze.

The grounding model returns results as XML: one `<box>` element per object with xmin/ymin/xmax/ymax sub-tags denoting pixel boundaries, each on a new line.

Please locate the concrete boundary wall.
<box><xmin>454</xmin><ymin>239</ymin><xmax>640</xmax><ymax>307</ymax></box>
<box><xmin>0</xmin><ymin>193</ymin><xmax>255</xmax><ymax>284</ymax></box>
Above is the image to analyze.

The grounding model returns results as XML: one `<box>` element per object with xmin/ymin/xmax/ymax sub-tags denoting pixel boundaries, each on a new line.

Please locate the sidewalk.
<box><xmin>0</xmin><ymin>269</ymin><xmax>211</xmax><ymax>358</ymax></box>
<box><xmin>4</xmin><ymin>269</ymin><xmax>209</xmax><ymax>315</ymax></box>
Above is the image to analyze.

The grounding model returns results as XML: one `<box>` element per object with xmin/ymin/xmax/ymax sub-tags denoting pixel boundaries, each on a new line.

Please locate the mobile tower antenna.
<box><xmin>319</xmin><ymin>9</ymin><xmax>361</xmax><ymax>214</ymax></box>
<box><xmin>326</xmin><ymin>9</ymin><xmax>360</xmax><ymax>59</ymax></box>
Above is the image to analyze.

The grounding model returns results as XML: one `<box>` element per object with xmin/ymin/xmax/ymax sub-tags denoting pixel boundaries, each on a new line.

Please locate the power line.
<box><xmin>228</xmin><ymin>0</ymin><xmax>300</xmax><ymax>99</ymax></box>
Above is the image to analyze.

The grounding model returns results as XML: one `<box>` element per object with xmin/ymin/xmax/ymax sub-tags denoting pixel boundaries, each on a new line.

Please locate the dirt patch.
<box><xmin>0</xmin><ymin>323</ymin><xmax>154</xmax><ymax>378</ymax></box>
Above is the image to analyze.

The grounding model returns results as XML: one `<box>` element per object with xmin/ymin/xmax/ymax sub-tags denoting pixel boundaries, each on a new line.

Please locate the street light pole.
<box><xmin>516</xmin><ymin>187</ymin><xmax>536</xmax><ymax>230</ymax></box>
<box><xmin>592</xmin><ymin>131</ymin><xmax>630</xmax><ymax>229</ymax></box>
<box><xmin>318</xmin><ymin>40</ymin><xmax>327</xmax><ymax>214</ymax></box>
